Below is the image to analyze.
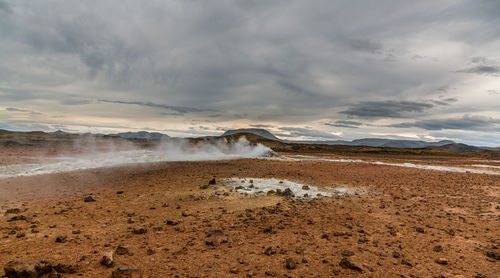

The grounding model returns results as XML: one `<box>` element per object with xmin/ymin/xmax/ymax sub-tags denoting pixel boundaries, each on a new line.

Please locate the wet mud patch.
<box><xmin>221</xmin><ymin>177</ymin><xmax>359</xmax><ymax>198</ymax></box>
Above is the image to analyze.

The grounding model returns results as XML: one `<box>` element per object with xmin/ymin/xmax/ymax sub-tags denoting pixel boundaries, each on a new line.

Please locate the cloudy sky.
<box><xmin>1</xmin><ymin>0</ymin><xmax>499</xmax><ymax>146</ymax></box>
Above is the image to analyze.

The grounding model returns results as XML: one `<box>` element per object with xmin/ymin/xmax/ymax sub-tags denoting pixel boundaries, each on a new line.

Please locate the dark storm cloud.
<box><xmin>390</xmin><ymin>115</ymin><xmax>500</xmax><ymax>131</ymax></box>
<box><xmin>340</xmin><ymin>101</ymin><xmax>434</xmax><ymax>118</ymax></box>
<box><xmin>456</xmin><ymin>57</ymin><xmax>500</xmax><ymax>77</ymax></box>
<box><xmin>98</xmin><ymin>100</ymin><xmax>210</xmax><ymax>114</ymax></box>
<box><xmin>325</xmin><ymin>120</ymin><xmax>362</xmax><ymax>128</ymax></box>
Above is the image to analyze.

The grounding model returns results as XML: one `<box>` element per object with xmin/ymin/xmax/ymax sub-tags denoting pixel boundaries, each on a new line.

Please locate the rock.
<box><xmin>112</xmin><ymin>268</ymin><xmax>142</xmax><ymax>278</ymax></box>
<box><xmin>341</xmin><ymin>250</ymin><xmax>355</xmax><ymax>257</ymax></box>
<box><xmin>165</xmin><ymin>220</ymin><xmax>179</xmax><ymax>226</ymax></box>
<box><xmin>7</xmin><ymin>215</ymin><xmax>27</xmax><ymax>222</ymax></box>
<box><xmin>4</xmin><ymin>260</ymin><xmax>53</xmax><ymax>278</ymax></box>
<box><xmin>433</xmin><ymin>245</ymin><xmax>443</xmax><ymax>252</ymax></box>
<box><xmin>115</xmin><ymin>246</ymin><xmax>129</xmax><ymax>255</ymax></box>
<box><xmin>205</xmin><ymin>228</ymin><xmax>227</xmax><ymax>246</ymax></box>
<box><xmin>209</xmin><ymin>178</ymin><xmax>216</xmax><ymax>185</ymax></box>
<box><xmin>266</xmin><ymin>190</ymin><xmax>276</xmax><ymax>196</ymax></box>
<box><xmin>485</xmin><ymin>250</ymin><xmax>500</xmax><ymax>260</ymax></box>
<box><xmin>401</xmin><ymin>259</ymin><xmax>413</xmax><ymax>267</ymax></box>
<box><xmin>285</xmin><ymin>258</ymin><xmax>296</xmax><ymax>270</ymax></box>
<box><xmin>282</xmin><ymin>188</ymin><xmax>293</xmax><ymax>197</ymax></box>
<box><xmin>264</xmin><ymin>271</ymin><xmax>277</xmax><ymax>276</ymax></box>
<box><xmin>416</xmin><ymin>227</ymin><xmax>425</xmax><ymax>233</ymax></box>
<box><xmin>339</xmin><ymin>257</ymin><xmax>363</xmax><ymax>272</ymax></box>
<box><xmin>229</xmin><ymin>267</ymin><xmax>239</xmax><ymax>274</ymax></box>
<box><xmin>264</xmin><ymin>247</ymin><xmax>276</xmax><ymax>256</ymax></box>
<box><xmin>392</xmin><ymin>251</ymin><xmax>401</xmax><ymax>258</ymax></box>
<box><xmin>263</xmin><ymin>226</ymin><xmax>273</xmax><ymax>233</ymax></box>
<box><xmin>5</xmin><ymin>208</ymin><xmax>21</xmax><ymax>214</ymax></box>
<box><xmin>55</xmin><ymin>236</ymin><xmax>67</xmax><ymax>243</ymax></box>
<box><xmin>100</xmin><ymin>252</ymin><xmax>114</xmax><ymax>267</ymax></box>
<box><xmin>132</xmin><ymin>226</ymin><xmax>147</xmax><ymax>234</ymax></box>
<box><xmin>116</xmin><ymin>191</ymin><xmax>124</xmax><ymax>194</ymax></box>
<box><xmin>83</xmin><ymin>196</ymin><xmax>96</xmax><ymax>202</ymax></box>
<box><xmin>199</xmin><ymin>184</ymin><xmax>209</xmax><ymax>189</ymax></box>
<box><xmin>181</xmin><ymin>210</ymin><xmax>192</xmax><ymax>217</ymax></box>
<box><xmin>301</xmin><ymin>185</ymin><xmax>310</xmax><ymax>190</ymax></box>
<box><xmin>435</xmin><ymin>258</ymin><xmax>448</xmax><ymax>265</ymax></box>
<box><xmin>4</xmin><ymin>261</ymin><xmax>37</xmax><ymax>278</ymax></box>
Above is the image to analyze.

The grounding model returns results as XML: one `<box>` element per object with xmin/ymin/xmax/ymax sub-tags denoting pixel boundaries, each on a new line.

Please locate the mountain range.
<box><xmin>220</xmin><ymin>128</ymin><xmax>479</xmax><ymax>150</ymax></box>
<box><xmin>47</xmin><ymin>128</ymin><xmax>484</xmax><ymax>150</ymax></box>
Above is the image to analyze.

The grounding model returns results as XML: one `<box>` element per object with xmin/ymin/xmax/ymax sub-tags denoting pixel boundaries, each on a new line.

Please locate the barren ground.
<box><xmin>0</xmin><ymin>151</ymin><xmax>499</xmax><ymax>277</ymax></box>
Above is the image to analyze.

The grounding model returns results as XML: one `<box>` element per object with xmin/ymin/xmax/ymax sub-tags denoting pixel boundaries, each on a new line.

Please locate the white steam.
<box><xmin>0</xmin><ymin>137</ymin><xmax>272</xmax><ymax>178</ymax></box>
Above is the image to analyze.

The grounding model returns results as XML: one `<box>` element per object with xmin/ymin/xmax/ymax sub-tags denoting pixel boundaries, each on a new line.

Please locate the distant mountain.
<box><xmin>222</xmin><ymin>129</ymin><xmax>280</xmax><ymax>141</ymax></box>
<box><xmin>220</xmin><ymin>129</ymin><xmax>461</xmax><ymax>149</ymax></box>
<box><xmin>110</xmin><ymin>131</ymin><xmax>170</xmax><ymax>140</ymax></box>
<box><xmin>426</xmin><ymin>143</ymin><xmax>481</xmax><ymax>152</ymax></box>
<box><xmin>50</xmin><ymin>130</ymin><xmax>70</xmax><ymax>135</ymax></box>
<box><xmin>292</xmin><ymin>138</ymin><xmax>455</xmax><ymax>149</ymax></box>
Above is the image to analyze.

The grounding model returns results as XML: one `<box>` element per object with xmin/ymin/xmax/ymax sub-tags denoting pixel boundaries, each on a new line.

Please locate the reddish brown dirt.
<box><xmin>0</xmin><ymin>156</ymin><xmax>499</xmax><ymax>277</ymax></box>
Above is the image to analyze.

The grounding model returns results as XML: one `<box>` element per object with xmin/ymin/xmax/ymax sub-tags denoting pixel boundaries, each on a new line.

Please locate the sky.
<box><xmin>0</xmin><ymin>0</ymin><xmax>499</xmax><ymax>146</ymax></box>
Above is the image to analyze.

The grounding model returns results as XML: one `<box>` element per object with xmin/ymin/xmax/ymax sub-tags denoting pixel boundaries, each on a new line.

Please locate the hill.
<box><xmin>222</xmin><ymin>129</ymin><xmax>280</xmax><ymax>141</ymax></box>
<box><xmin>110</xmin><ymin>131</ymin><xmax>169</xmax><ymax>140</ymax></box>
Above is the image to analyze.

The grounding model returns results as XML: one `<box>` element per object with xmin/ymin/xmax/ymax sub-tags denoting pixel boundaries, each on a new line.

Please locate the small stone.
<box><xmin>132</xmin><ymin>226</ymin><xmax>147</xmax><ymax>234</ymax></box>
<box><xmin>5</xmin><ymin>208</ymin><xmax>21</xmax><ymax>214</ymax></box>
<box><xmin>112</xmin><ymin>268</ymin><xmax>142</xmax><ymax>278</ymax></box>
<box><xmin>115</xmin><ymin>246</ymin><xmax>129</xmax><ymax>255</ymax></box>
<box><xmin>485</xmin><ymin>250</ymin><xmax>500</xmax><ymax>260</ymax></box>
<box><xmin>205</xmin><ymin>228</ymin><xmax>227</xmax><ymax>246</ymax></box>
<box><xmin>100</xmin><ymin>252</ymin><xmax>114</xmax><ymax>267</ymax></box>
<box><xmin>392</xmin><ymin>251</ymin><xmax>401</xmax><ymax>258</ymax></box>
<box><xmin>165</xmin><ymin>220</ymin><xmax>179</xmax><ymax>226</ymax></box>
<box><xmin>264</xmin><ymin>247</ymin><xmax>276</xmax><ymax>256</ymax></box>
<box><xmin>229</xmin><ymin>267</ymin><xmax>239</xmax><ymax>274</ymax></box>
<box><xmin>339</xmin><ymin>257</ymin><xmax>363</xmax><ymax>272</ymax></box>
<box><xmin>146</xmin><ymin>248</ymin><xmax>155</xmax><ymax>255</ymax></box>
<box><xmin>116</xmin><ymin>191</ymin><xmax>124</xmax><ymax>194</ymax></box>
<box><xmin>83</xmin><ymin>196</ymin><xmax>96</xmax><ymax>202</ymax></box>
<box><xmin>341</xmin><ymin>250</ymin><xmax>355</xmax><ymax>257</ymax></box>
<box><xmin>265</xmin><ymin>271</ymin><xmax>277</xmax><ymax>276</ymax></box>
<box><xmin>7</xmin><ymin>215</ymin><xmax>27</xmax><ymax>222</ymax></box>
<box><xmin>433</xmin><ymin>245</ymin><xmax>443</xmax><ymax>252</ymax></box>
<box><xmin>435</xmin><ymin>258</ymin><xmax>448</xmax><ymax>265</ymax></box>
<box><xmin>181</xmin><ymin>210</ymin><xmax>192</xmax><ymax>217</ymax></box>
<box><xmin>401</xmin><ymin>259</ymin><xmax>413</xmax><ymax>267</ymax></box>
<box><xmin>301</xmin><ymin>185</ymin><xmax>310</xmax><ymax>190</ymax></box>
<box><xmin>266</xmin><ymin>190</ymin><xmax>276</xmax><ymax>196</ymax></box>
<box><xmin>209</xmin><ymin>178</ymin><xmax>216</xmax><ymax>185</ymax></box>
<box><xmin>199</xmin><ymin>184</ymin><xmax>209</xmax><ymax>189</ymax></box>
<box><xmin>55</xmin><ymin>236</ymin><xmax>67</xmax><ymax>243</ymax></box>
<box><xmin>283</xmin><ymin>188</ymin><xmax>293</xmax><ymax>197</ymax></box>
<box><xmin>416</xmin><ymin>227</ymin><xmax>425</xmax><ymax>233</ymax></box>
<box><xmin>285</xmin><ymin>258</ymin><xmax>296</xmax><ymax>270</ymax></box>
<box><xmin>263</xmin><ymin>226</ymin><xmax>273</xmax><ymax>233</ymax></box>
